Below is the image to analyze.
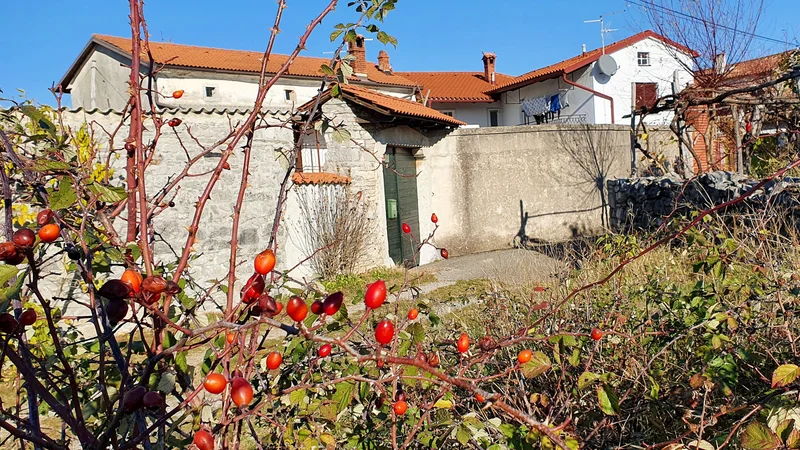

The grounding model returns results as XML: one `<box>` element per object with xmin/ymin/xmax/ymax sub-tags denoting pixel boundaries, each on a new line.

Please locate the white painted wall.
<box><xmin>67</xmin><ymin>47</ymin><xmax>416</xmax><ymax>110</ymax></box>
<box><xmin>500</xmin><ymin>66</ymin><xmax>596</xmax><ymax>126</ymax></box>
<box><xmin>430</xmin><ymin>102</ymin><xmax>502</xmax><ymax>128</ymax></box>
<box><xmin>591</xmin><ymin>38</ymin><xmax>694</xmax><ymax>125</ymax></box>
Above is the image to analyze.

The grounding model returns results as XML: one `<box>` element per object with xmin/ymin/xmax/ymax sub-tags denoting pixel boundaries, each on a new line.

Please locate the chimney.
<box><xmin>714</xmin><ymin>53</ymin><xmax>727</xmax><ymax>74</ymax></box>
<box><xmin>482</xmin><ymin>52</ymin><xmax>497</xmax><ymax>85</ymax></box>
<box><xmin>378</xmin><ymin>50</ymin><xmax>391</xmax><ymax>72</ymax></box>
<box><xmin>347</xmin><ymin>34</ymin><xmax>368</xmax><ymax>75</ymax></box>
<box><xmin>582</xmin><ymin>44</ymin><xmax>587</xmax><ymax>55</ymax></box>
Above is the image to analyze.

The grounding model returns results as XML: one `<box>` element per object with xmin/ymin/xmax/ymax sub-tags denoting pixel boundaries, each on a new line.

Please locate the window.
<box><xmin>637</xmin><ymin>52</ymin><xmax>650</xmax><ymax>66</ymax></box>
<box><xmin>440</xmin><ymin>110</ymin><xmax>455</xmax><ymax>117</ymax></box>
<box><xmin>205</xmin><ymin>86</ymin><xmax>216</xmax><ymax>97</ymax></box>
<box><xmin>488</xmin><ymin>109</ymin><xmax>500</xmax><ymax>127</ymax></box>
<box><xmin>635</xmin><ymin>83</ymin><xmax>658</xmax><ymax>110</ymax></box>
<box><xmin>284</xmin><ymin>89</ymin><xmax>295</xmax><ymax>102</ymax></box>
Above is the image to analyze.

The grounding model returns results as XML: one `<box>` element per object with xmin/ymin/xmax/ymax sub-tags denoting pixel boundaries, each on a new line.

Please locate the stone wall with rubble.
<box><xmin>607</xmin><ymin>171</ymin><xmax>800</xmax><ymax>231</ymax></box>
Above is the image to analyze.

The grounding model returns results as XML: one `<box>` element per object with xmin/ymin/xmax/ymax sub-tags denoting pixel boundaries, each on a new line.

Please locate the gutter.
<box><xmin>562</xmin><ymin>73</ymin><xmax>615</xmax><ymax>124</ymax></box>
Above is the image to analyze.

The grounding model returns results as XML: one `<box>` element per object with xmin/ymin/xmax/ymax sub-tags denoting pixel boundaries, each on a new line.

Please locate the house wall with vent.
<box><xmin>499</xmin><ymin>66</ymin><xmax>596</xmax><ymax>126</ymax></box>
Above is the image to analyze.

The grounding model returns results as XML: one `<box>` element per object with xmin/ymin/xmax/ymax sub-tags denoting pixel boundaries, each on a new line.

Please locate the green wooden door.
<box><xmin>383</xmin><ymin>147</ymin><xmax>420</xmax><ymax>267</ymax></box>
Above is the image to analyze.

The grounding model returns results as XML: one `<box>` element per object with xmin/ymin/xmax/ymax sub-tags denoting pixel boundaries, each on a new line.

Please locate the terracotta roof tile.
<box><xmin>488</xmin><ymin>30</ymin><xmax>696</xmax><ymax>94</ymax></box>
<box><xmin>91</xmin><ymin>35</ymin><xmax>416</xmax><ymax>87</ymax></box>
<box><xmin>396</xmin><ymin>72</ymin><xmax>515</xmax><ymax>102</ymax></box>
<box><xmin>724</xmin><ymin>52</ymin><xmax>789</xmax><ymax>81</ymax></box>
<box><xmin>292</xmin><ymin>172</ymin><xmax>351</xmax><ymax>186</ymax></box>
<box><xmin>298</xmin><ymin>84</ymin><xmax>465</xmax><ymax>126</ymax></box>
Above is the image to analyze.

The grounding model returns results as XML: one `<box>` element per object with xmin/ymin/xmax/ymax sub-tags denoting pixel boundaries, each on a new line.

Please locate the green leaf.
<box><xmin>331</xmin><ymin>83</ymin><xmax>342</xmax><ymax>99</ymax></box>
<box><xmin>366</xmin><ymin>24</ymin><xmax>380</xmax><ymax>33</ymax></box>
<box><xmin>0</xmin><ymin>265</ymin><xmax>20</xmax><ymax>288</ymax></box>
<box><xmin>344</xmin><ymin>29</ymin><xmax>358</xmax><ymax>44</ymax></box>
<box><xmin>407</xmin><ymin>322</ymin><xmax>425</xmax><ymax>344</ymax></box>
<box><xmin>157</xmin><ymin>372</ymin><xmax>176</xmax><ymax>393</ymax></box>
<box><xmin>772</xmin><ymin>364</ymin><xmax>800</xmax><ymax>388</ymax></box>
<box><xmin>330</xmin><ymin>29</ymin><xmax>345</xmax><ymax>42</ymax></box>
<box><xmin>331</xmin><ymin>128</ymin><xmax>351</xmax><ymax>144</ymax></box>
<box><xmin>320</xmin><ymin>64</ymin><xmax>335</xmax><ymax>77</ymax></box>
<box><xmin>433</xmin><ymin>399</ymin><xmax>453</xmax><ymax>409</ymax></box>
<box><xmin>597</xmin><ymin>384</ymin><xmax>620</xmax><ymax>416</ymax></box>
<box><xmin>0</xmin><ymin>270</ymin><xmax>27</xmax><ymax>312</ymax></box>
<box><xmin>787</xmin><ymin>429</ymin><xmax>800</xmax><ymax>449</ymax></box>
<box><xmin>20</xmin><ymin>105</ymin><xmax>57</xmax><ymax>139</ymax></box>
<box><xmin>31</xmin><ymin>160</ymin><xmax>72</xmax><ymax>172</ymax></box>
<box><xmin>338</xmin><ymin>61</ymin><xmax>354</xmax><ymax>82</ymax></box>
<box><xmin>376</xmin><ymin>31</ymin><xmax>398</xmax><ymax>48</ymax></box>
<box><xmin>330</xmin><ymin>382</ymin><xmax>355</xmax><ymax>414</ymax></box>
<box><xmin>86</xmin><ymin>182</ymin><xmax>128</xmax><ymax>203</ymax></box>
<box><xmin>48</xmin><ymin>178</ymin><xmax>77</xmax><ymax>210</ymax></box>
<box><xmin>520</xmin><ymin>351</ymin><xmax>551</xmax><ymax>379</ymax></box>
<box><xmin>578</xmin><ymin>372</ymin><xmax>600</xmax><ymax>390</ymax></box>
<box><xmin>289</xmin><ymin>388</ymin><xmax>308</xmax><ymax>406</ymax></box>
<box><xmin>776</xmin><ymin>419</ymin><xmax>795</xmax><ymax>443</ymax></box>
<box><xmin>740</xmin><ymin>422</ymin><xmax>781</xmax><ymax>450</ymax></box>
<box><xmin>456</xmin><ymin>425</ymin><xmax>471</xmax><ymax>445</ymax></box>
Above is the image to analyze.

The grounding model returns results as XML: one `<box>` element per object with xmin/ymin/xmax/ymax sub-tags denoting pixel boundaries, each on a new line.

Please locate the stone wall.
<box><xmin>607</xmin><ymin>171</ymin><xmax>800</xmax><ymax>231</ymax></box>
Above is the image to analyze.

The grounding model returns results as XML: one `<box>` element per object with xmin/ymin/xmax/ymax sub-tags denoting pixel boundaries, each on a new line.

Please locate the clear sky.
<box><xmin>1</xmin><ymin>0</ymin><xmax>798</xmax><ymax>107</ymax></box>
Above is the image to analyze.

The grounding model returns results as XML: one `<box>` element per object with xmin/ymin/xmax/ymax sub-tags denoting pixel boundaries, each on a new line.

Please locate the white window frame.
<box><xmin>205</xmin><ymin>86</ymin><xmax>216</xmax><ymax>98</ymax></box>
<box><xmin>440</xmin><ymin>110</ymin><xmax>455</xmax><ymax>117</ymax></box>
<box><xmin>488</xmin><ymin>109</ymin><xmax>500</xmax><ymax>127</ymax></box>
<box><xmin>284</xmin><ymin>89</ymin><xmax>296</xmax><ymax>102</ymax></box>
<box><xmin>637</xmin><ymin>52</ymin><xmax>651</xmax><ymax>66</ymax></box>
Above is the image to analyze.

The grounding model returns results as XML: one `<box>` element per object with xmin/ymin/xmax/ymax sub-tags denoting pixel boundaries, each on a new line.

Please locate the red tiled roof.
<box><xmin>299</xmin><ymin>84</ymin><xmax>466</xmax><ymax>126</ymax></box>
<box><xmin>292</xmin><ymin>172</ymin><xmax>351</xmax><ymax>186</ymax></box>
<box><xmin>67</xmin><ymin>35</ymin><xmax>416</xmax><ymax>88</ymax></box>
<box><xmin>724</xmin><ymin>52</ymin><xmax>789</xmax><ymax>81</ymax></box>
<box><xmin>396</xmin><ymin>72</ymin><xmax>515</xmax><ymax>102</ymax></box>
<box><xmin>488</xmin><ymin>30</ymin><xmax>696</xmax><ymax>94</ymax></box>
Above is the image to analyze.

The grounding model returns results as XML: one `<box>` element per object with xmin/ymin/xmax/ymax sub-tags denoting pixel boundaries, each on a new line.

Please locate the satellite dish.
<box><xmin>597</xmin><ymin>55</ymin><xmax>619</xmax><ymax>76</ymax></box>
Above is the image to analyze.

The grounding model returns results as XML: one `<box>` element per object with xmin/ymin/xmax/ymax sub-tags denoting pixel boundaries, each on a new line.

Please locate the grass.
<box><xmin>321</xmin><ymin>266</ymin><xmax>436</xmax><ymax>300</ymax></box>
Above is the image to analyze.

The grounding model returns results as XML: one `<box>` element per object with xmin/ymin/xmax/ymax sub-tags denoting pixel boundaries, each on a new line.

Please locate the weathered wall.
<box><xmin>417</xmin><ymin>124</ymin><xmax>679</xmax><ymax>257</ymax></box>
<box><xmin>607</xmin><ymin>171</ymin><xmax>800</xmax><ymax>231</ymax></box>
<box><xmin>430</xmin><ymin>101</ymin><xmax>500</xmax><ymax>128</ymax></box>
<box><xmin>60</xmin><ymin>108</ymin><xmax>296</xmax><ymax>311</ymax></box>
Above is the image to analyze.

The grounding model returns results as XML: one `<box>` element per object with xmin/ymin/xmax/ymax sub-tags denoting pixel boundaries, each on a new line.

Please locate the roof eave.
<box><xmin>487</xmin><ymin>70</ymin><xmax>567</xmax><ymax>94</ymax></box>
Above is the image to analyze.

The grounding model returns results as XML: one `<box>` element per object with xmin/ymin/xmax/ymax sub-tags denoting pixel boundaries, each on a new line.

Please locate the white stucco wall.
<box><xmin>430</xmin><ymin>102</ymin><xmax>502</xmax><ymax>128</ymax></box>
<box><xmin>500</xmin><ymin>66</ymin><xmax>597</xmax><ymax>126</ymax></box>
<box><xmin>67</xmin><ymin>47</ymin><xmax>416</xmax><ymax>110</ymax></box>
<box><xmin>591</xmin><ymin>37</ymin><xmax>694</xmax><ymax>125</ymax></box>
<box><xmin>68</xmin><ymin>46</ymin><xmax>143</xmax><ymax>111</ymax></box>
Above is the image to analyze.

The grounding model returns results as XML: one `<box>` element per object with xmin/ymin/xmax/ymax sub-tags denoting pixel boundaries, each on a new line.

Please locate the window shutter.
<box><xmin>635</xmin><ymin>83</ymin><xmax>658</xmax><ymax>110</ymax></box>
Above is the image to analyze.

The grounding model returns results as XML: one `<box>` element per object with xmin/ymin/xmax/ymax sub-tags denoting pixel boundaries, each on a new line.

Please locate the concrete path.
<box><xmin>412</xmin><ymin>248</ymin><xmax>562</xmax><ymax>287</ymax></box>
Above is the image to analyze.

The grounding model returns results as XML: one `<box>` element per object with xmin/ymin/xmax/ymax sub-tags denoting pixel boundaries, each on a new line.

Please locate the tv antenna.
<box><xmin>584</xmin><ymin>11</ymin><xmax>624</xmax><ymax>54</ymax></box>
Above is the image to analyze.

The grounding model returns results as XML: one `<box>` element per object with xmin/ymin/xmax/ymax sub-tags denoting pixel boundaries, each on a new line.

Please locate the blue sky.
<box><xmin>1</xmin><ymin>0</ymin><xmax>798</xmax><ymax>106</ymax></box>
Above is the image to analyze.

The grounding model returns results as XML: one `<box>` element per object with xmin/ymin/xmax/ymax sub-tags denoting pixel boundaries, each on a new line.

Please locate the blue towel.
<box><xmin>549</xmin><ymin>94</ymin><xmax>561</xmax><ymax>113</ymax></box>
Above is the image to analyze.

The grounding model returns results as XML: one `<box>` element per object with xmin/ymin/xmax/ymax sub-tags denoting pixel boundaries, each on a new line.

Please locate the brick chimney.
<box><xmin>347</xmin><ymin>35</ymin><xmax>368</xmax><ymax>75</ymax></box>
<box><xmin>378</xmin><ymin>50</ymin><xmax>391</xmax><ymax>72</ymax></box>
<box><xmin>482</xmin><ymin>52</ymin><xmax>496</xmax><ymax>85</ymax></box>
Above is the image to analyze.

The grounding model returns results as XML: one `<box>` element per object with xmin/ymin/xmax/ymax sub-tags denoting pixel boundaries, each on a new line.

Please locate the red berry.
<box><xmin>375</xmin><ymin>319</ymin><xmax>395</xmax><ymax>345</ymax></box>
<box><xmin>106</xmin><ymin>299</ymin><xmax>129</xmax><ymax>325</ymax></box>
<box><xmin>124</xmin><ymin>142</ymin><xmax>136</xmax><ymax>152</ymax></box>
<box><xmin>19</xmin><ymin>308</ymin><xmax>36</xmax><ymax>326</ymax></box>
<box><xmin>393</xmin><ymin>400</ymin><xmax>408</xmax><ymax>415</ymax></box>
<box><xmin>266</xmin><ymin>352</ymin><xmax>282</xmax><ymax>370</ymax></box>
<box><xmin>517</xmin><ymin>349</ymin><xmax>533</xmax><ymax>364</ymax></box>
<box><xmin>12</xmin><ymin>228</ymin><xmax>35</xmax><ymax>248</ymax></box>
<box><xmin>120</xmin><ymin>270</ymin><xmax>143</xmax><ymax>294</ymax></box>
<box><xmin>440</xmin><ymin>248</ymin><xmax>449</xmax><ymax>259</ymax></box>
<box><xmin>168</xmin><ymin>118</ymin><xmax>182</xmax><ymax>127</ymax></box>
<box><xmin>122</xmin><ymin>386</ymin><xmax>146</xmax><ymax>411</ymax></box>
<box><xmin>141</xmin><ymin>276</ymin><xmax>168</xmax><ymax>295</ymax></box>
<box><xmin>457</xmin><ymin>333</ymin><xmax>470</xmax><ymax>353</ymax></box>
<box><xmin>318</xmin><ymin>344</ymin><xmax>332</xmax><ymax>358</ymax></box>
<box><xmin>0</xmin><ymin>313</ymin><xmax>18</xmax><ymax>333</ymax></box>
<box><xmin>475</xmin><ymin>393</ymin><xmax>486</xmax><ymax>403</ymax></box>
<box><xmin>431</xmin><ymin>213</ymin><xmax>438</xmax><ymax>224</ymax></box>
<box><xmin>364</xmin><ymin>280</ymin><xmax>387</xmax><ymax>309</ymax></box>
<box><xmin>36</xmin><ymin>209</ymin><xmax>54</xmax><ymax>226</ymax></box>
<box><xmin>590</xmin><ymin>328</ymin><xmax>603</xmax><ymax>341</ymax></box>
<box><xmin>407</xmin><ymin>308</ymin><xmax>419</xmax><ymax>320</ymax></box>
<box><xmin>230</xmin><ymin>377</ymin><xmax>254</xmax><ymax>407</ymax></box>
<box><xmin>322</xmin><ymin>292</ymin><xmax>343</xmax><ymax>316</ymax></box>
<box><xmin>143</xmin><ymin>391</ymin><xmax>163</xmax><ymax>409</ymax></box>
<box><xmin>193</xmin><ymin>430</ymin><xmax>214</xmax><ymax>450</ymax></box>
<box><xmin>226</xmin><ymin>332</ymin><xmax>237</xmax><ymax>344</ymax></box>
<box><xmin>401</xmin><ymin>223</ymin><xmax>411</xmax><ymax>234</ymax></box>
<box><xmin>98</xmin><ymin>279</ymin><xmax>132</xmax><ymax>300</ymax></box>
<box><xmin>310</xmin><ymin>300</ymin><xmax>323</xmax><ymax>315</ymax></box>
<box><xmin>254</xmin><ymin>249</ymin><xmax>276</xmax><ymax>275</ymax></box>
<box><xmin>240</xmin><ymin>273</ymin><xmax>265</xmax><ymax>304</ymax></box>
<box><xmin>0</xmin><ymin>242</ymin><xmax>16</xmax><ymax>260</ymax></box>
<box><xmin>37</xmin><ymin>224</ymin><xmax>60</xmax><ymax>243</ymax></box>
<box><xmin>172</xmin><ymin>90</ymin><xmax>184</xmax><ymax>99</ymax></box>
<box><xmin>286</xmin><ymin>297</ymin><xmax>308</xmax><ymax>322</ymax></box>
<box><xmin>222</xmin><ymin>162</ymin><xmax>231</xmax><ymax>170</ymax></box>
<box><xmin>203</xmin><ymin>373</ymin><xmax>227</xmax><ymax>394</ymax></box>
